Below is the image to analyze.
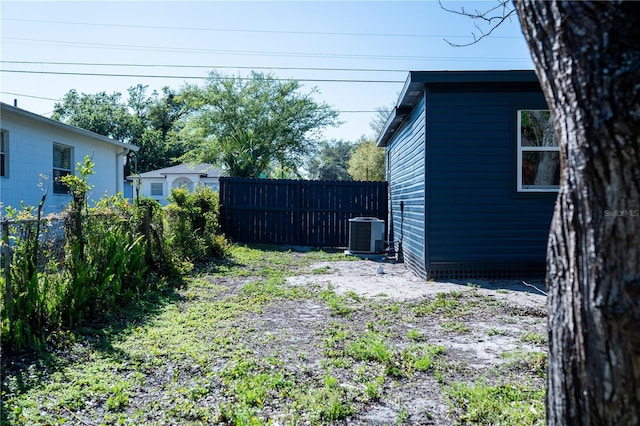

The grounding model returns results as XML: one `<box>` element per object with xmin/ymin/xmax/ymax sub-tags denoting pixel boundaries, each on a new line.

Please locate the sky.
<box><xmin>0</xmin><ymin>1</ymin><xmax>533</xmax><ymax>142</ymax></box>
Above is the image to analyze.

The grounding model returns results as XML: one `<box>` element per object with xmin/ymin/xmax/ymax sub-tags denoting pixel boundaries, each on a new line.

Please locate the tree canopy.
<box><xmin>52</xmin><ymin>85</ymin><xmax>190</xmax><ymax>173</ymax></box>
<box><xmin>347</xmin><ymin>138</ymin><xmax>385</xmax><ymax>181</ymax></box>
<box><xmin>306</xmin><ymin>139</ymin><xmax>354</xmax><ymax>181</ymax></box>
<box><xmin>52</xmin><ymin>89</ymin><xmax>134</xmax><ymax>142</ymax></box>
<box><xmin>180</xmin><ymin>71</ymin><xmax>340</xmax><ymax>178</ymax></box>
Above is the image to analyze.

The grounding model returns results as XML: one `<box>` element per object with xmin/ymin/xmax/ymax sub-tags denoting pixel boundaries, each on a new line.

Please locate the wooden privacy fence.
<box><xmin>219</xmin><ymin>177</ymin><xmax>388</xmax><ymax>247</ymax></box>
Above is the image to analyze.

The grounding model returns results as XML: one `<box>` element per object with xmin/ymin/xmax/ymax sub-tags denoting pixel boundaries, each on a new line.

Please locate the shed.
<box><xmin>128</xmin><ymin>163</ymin><xmax>223</xmax><ymax>205</ymax></box>
<box><xmin>377</xmin><ymin>70</ymin><xmax>557</xmax><ymax>280</ymax></box>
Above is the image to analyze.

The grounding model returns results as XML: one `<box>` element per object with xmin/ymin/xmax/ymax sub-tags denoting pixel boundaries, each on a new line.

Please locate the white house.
<box><xmin>128</xmin><ymin>163</ymin><xmax>223</xmax><ymax>205</ymax></box>
<box><xmin>0</xmin><ymin>102</ymin><xmax>139</xmax><ymax>214</ymax></box>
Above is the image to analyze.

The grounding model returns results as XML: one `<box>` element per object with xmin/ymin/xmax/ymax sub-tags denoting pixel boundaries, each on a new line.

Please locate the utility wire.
<box><xmin>0</xmin><ymin>60</ymin><xmax>409</xmax><ymax>74</ymax></box>
<box><xmin>0</xmin><ymin>69</ymin><xmax>405</xmax><ymax>83</ymax></box>
<box><xmin>3</xmin><ymin>37</ymin><xmax>531</xmax><ymax>63</ymax></box>
<box><xmin>0</xmin><ymin>91</ymin><xmax>60</xmax><ymax>101</ymax></box>
<box><xmin>0</xmin><ymin>90</ymin><xmax>378</xmax><ymax>114</ymax></box>
<box><xmin>2</xmin><ymin>17</ymin><xmax>521</xmax><ymax>40</ymax></box>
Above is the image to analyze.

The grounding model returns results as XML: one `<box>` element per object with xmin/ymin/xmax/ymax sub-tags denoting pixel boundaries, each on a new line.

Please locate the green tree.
<box><xmin>52</xmin><ymin>89</ymin><xmax>134</xmax><ymax>142</ymax></box>
<box><xmin>52</xmin><ymin>86</ymin><xmax>190</xmax><ymax>173</ymax></box>
<box><xmin>369</xmin><ymin>105</ymin><xmax>393</xmax><ymax>137</ymax></box>
<box><xmin>307</xmin><ymin>139</ymin><xmax>354</xmax><ymax>181</ymax></box>
<box><xmin>345</xmin><ymin>105</ymin><xmax>391</xmax><ymax>182</ymax></box>
<box><xmin>136</xmin><ymin>87</ymin><xmax>191</xmax><ymax>172</ymax></box>
<box><xmin>180</xmin><ymin>71</ymin><xmax>339</xmax><ymax>177</ymax></box>
<box><xmin>347</xmin><ymin>138</ymin><xmax>385</xmax><ymax>181</ymax></box>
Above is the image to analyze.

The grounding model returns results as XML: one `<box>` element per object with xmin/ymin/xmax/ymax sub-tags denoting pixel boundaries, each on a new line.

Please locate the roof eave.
<box><xmin>1</xmin><ymin>102</ymin><xmax>139</xmax><ymax>152</ymax></box>
<box><xmin>376</xmin><ymin>70</ymin><xmax>540</xmax><ymax>148</ymax></box>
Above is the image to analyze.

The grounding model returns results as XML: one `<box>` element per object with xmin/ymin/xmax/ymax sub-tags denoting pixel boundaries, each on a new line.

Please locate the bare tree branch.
<box><xmin>439</xmin><ymin>0</ymin><xmax>516</xmax><ymax>47</ymax></box>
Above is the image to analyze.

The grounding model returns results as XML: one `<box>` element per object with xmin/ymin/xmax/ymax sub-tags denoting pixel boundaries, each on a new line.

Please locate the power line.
<box><xmin>2</xmin><ymin>17</ymin><xmax>521</xmax><ymax>40</ymax></box>
<box><xmin>0</xmin><ymin>69</ymin><xmax>405</xmax><ymax>84</ymax></box>
<box><xmin>0</xmin><ymin>90</ymin><xmax>378</xmax><ymax>114</ymax></box>
<box><xmin>3</xmin><ymin>36</ymin><xmax>531</xmax><ymax>63</ymax></box>
<box><xmin>1</xmin><ymin>60</ymin><xmax>408</xmax><ymax>74</ymax></box>
<box><xmin>0</xmin><ymin>91</ymin><xmax>60</xmax><ymax>101</ymax></box>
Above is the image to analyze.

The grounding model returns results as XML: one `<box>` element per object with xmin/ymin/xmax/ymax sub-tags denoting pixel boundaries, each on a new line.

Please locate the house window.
<box><xmin>0</xmin><ymin>130</ymin><xmax>7</xmax><ymax>177</ymax></box>
<box><xmin>172</xmin><ymin>177</ymin><xmax>193</xmax><ymax>192</ymax></box>
<box><xmin>204</xmin><ymin>182</ymin><xmax>219</xmax><ymax>191</ymax></box>
<box><xmin>53</xmin><ymin>143</ymin><xmax>72</xmax><ymax>194</ymax></box>
<box><xmin>150</xmin><ymin>182</ymin><xmax>163</xmax><ymax>196</ymax></box>
<box><xmin>517</xmin><ymin>110</ymin><xmax>560</xmax><ymax>192</ymax></box>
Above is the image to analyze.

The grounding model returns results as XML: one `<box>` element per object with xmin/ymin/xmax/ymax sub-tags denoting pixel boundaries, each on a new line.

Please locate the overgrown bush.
<box><xmin>1</xmin><ymin>203</ymin><xmax>63</xmax><ymax>351</ymax></box>
<box><xmin>1</xmin><ymin>159</ymin><xmax>229</xmax><ymax>353</ymax></box>
<box><xmin>165</xmin><ymin>185</ymin><xmax>229</xmax><ymax>262</ymax></box>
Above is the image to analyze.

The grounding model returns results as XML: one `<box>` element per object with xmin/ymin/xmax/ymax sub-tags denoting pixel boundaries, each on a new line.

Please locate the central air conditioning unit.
<box><xmin>348</xmin><ymin>217</ymin><xmax>385</xmax><ymax>254</ymax></box>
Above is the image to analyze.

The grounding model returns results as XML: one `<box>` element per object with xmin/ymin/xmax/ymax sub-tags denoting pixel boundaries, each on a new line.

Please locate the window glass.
<box><xmin>150</xmin><ymin>182</ymin><xmax>163</xmax><ymax>196</ymax></box>
<box><xmin>0</xmin><ymin>130</ymin><xmax>6</xmax><ymax>177</ymax></box>
<box><xmin>518</xmin><ymin>110</ymin><xmax>559</xmax><ymax>192</ymax></box>
<box><xmin>53</xmin><ymin>143</ymin><xmax>72</xmax><ymax>194</ymax></box>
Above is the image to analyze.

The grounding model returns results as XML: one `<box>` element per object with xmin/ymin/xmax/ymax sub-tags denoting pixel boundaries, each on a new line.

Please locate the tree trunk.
<box><xmin>514</xmin><ymin>1</ymin><xmax>640</xmax><ymax>424</ymax></box>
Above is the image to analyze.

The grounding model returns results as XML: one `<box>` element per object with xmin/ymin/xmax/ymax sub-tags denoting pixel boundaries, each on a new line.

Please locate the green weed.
<box><xmin>406</xmin><ymin>329</ymin><xmax>423</xmax><ymax>341</ymax></box>
<box><xmin>446</xmin><ymin>379</ymin><xmax>545</xmax><ymax>425</ymax></box>
<box><xmin>319</xmin><ymin>288</ymin><xmax>355</xmax><ymax>317</ymax></box>
<box><xmin>345</xmin><ymin>331</ymin><xmax>392</xmax><ymax>363</ymax></box>
<box><xmin>441</xmin><ymin>321</ymin><xmax>471</xmax><ymax>333</ymax></box>
<box><xmin>521</xmin><ymin>331</ymin><xmax>548</xmax><ymax>345</ymax></box>
<box><xmin>500</xmin><ymin>349</ymin><xmax>547</xmax><ymax>378</ymax></box>
<box><xmin>413</xmin><ymin>291</ymin><xmax>465</xmax><ymax>317</ymax></box>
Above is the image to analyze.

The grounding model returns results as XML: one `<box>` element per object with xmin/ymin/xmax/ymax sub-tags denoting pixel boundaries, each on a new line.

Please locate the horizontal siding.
<box><xmin>387</xmin><ymin>95</ymin><xmax>427</xmax><ymax>277</ymax></box>
<box><xmin>426</xmin><ymin>90</ymin><xmax>555</xmax><ymax>268</ymax></box>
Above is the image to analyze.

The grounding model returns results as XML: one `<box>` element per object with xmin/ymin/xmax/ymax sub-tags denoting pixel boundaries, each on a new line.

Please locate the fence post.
<box><xmin>144</xmin><ymin>205</ymin><xmax>152</xmax><ymax>266</ymax></box>
<box><xmin>2</xmin><ymin>218</ymin><xmax>12</xmax><ymax>339</ymax></box>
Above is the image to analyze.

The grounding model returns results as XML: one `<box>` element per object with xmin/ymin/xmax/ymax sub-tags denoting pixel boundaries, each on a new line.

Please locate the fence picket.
<box><xmin>219</xmin><ymin>177</ymin><xmax>388</xmax><ymax>247</ymax></box>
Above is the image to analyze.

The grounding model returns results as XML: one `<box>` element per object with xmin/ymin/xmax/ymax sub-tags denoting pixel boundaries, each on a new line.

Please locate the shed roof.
<box><xmin>0</xmin><ymin>102</ymin><xmax>139</xmax><ymax>152</ymax></box>
<box><xmin>376</xmin><ymin>70</ymin><xmax>540</xmax><ymax>147</ymax></box>
<box><xmin>132</xmin><ymin>163</ymin><xmax>222</xmax><ymax>179</ymax></box>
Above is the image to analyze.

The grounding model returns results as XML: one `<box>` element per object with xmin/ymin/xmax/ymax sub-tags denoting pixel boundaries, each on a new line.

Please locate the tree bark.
<box><xmin>514</xmin><ymin>1</ymin><xmax>640</xmax><ymax>424</ymax></box>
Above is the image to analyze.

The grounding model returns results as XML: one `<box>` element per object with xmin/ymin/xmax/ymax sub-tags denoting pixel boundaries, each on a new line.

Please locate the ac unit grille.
<box><xmin>349</xmin><ymin>221</ymin><xmax>372</xmax><ymax>252</ymax></box>
<box><xmin>348</xmin><ymin>217</ymin><xmax>385</xmax><ymax>254</ymax></box>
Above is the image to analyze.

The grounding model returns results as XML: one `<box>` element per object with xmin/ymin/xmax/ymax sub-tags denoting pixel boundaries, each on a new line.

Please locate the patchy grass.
<box><xmin>521</xmin><ymin>331</ymin><xmax>548</xmax><ymax>346</ymax></box>
<box><xmin>413</xmin><ymin>290</ymin><xmax>467</xmax><ymax>317</ymax></box>
<box><xmin>441</xmin><ymin>321</ymin><xmax>471</xmax><ymax>333</ymax></box>
<box><xmin>2</xmin><ymin>244</ymin><xmax>546</xmax><ymax>425</ymax></box>
<box><xmin>446</xmin><ymin>379</ymin><xmax>545</xmax><ymax>426</ymax></box>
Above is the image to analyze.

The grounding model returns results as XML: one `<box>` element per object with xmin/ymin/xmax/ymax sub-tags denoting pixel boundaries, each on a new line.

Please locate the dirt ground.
<box><xmin>288</xmin><ymin>256</ymin><xmax>547</xmax><ymax>309</ymax></box>
<box><xmin>278</xmin><ymin>256</ymin><xmax>548</xmax><ymax>424</ymax></box>
<box><xmin>2</xmin><ymin>251</ymin><xmax>548</xmax><ymax>425</ymax></box>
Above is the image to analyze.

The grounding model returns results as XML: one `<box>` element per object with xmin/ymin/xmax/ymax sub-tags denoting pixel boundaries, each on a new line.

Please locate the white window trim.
<box><xmin>53</xmin><ymin>142</ymin><xmax>73</xmax><ymax>195</ymax></box>
<box><xmin>0</xmin><ymin>130</ymin><xmax>8</xmax><ymax>178</ymax></box>
<box><xmin>517</xmin><ymin>110</ymin><xmax>560</xmax><ymax>192</ymax></box>
<box><xmin>150</xmin><ymin>182</ymin><xmax>164</xmax><ymax>196</ymax></box>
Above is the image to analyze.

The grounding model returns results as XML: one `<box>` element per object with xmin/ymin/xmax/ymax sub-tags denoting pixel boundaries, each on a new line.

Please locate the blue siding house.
<box><xmin>377</xmin><ymin>70</ymin><xmax>558</xmax><ymax>280</ymax></box>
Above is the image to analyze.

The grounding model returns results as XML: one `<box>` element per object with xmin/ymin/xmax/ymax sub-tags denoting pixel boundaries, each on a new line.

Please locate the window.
<box><xmin>53</xmin><ymin>143</ymin><xmax>72</xmax><ymax>194</ymax></box>
<box><xmin>517</xmin><ymin>110</ymin><xmax>560</xmax><ymax>192</ymax></box>
<box><xmin>150</xmin><ymin>182</ymin><xmax>163</xmax><ymax>196</ymax></box>
<box><xmin>172</xmin><ymin>177</ymin><xmax>193</xmax><ymax>192</ymax></box>
<box><xmin>0</xmin><ymin>130</ymin><xmax>7</xmax><ymax>177</ymax></box>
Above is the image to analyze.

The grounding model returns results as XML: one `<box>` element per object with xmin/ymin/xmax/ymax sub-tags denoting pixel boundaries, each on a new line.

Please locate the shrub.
<box><xmin>165</xmin><ymin>185</ymin><xmax>229</xmax><ymax>262</ymax></box>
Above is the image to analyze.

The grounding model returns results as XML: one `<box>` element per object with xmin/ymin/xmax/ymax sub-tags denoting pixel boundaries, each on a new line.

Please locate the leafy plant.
<box><xmin>441</xmin><ymin>321</ymin><xmax>471</xmax><ymax>333</ymax></box>
<box><xmin>319</xmin><ymin>288</ymin><xmax>354</xmax><ymax>317</ymax></box>
<box><xmin>413</xmin><ymin>291</ymin><xmax>466</xmax><ymax>317</ymax></box>
<box><xmin>345</xmin><ymin>331</ymin><xmax>391</xmax><ymax>363</ymax></box>
<box><xmin>446</xmin><ymin>379</ymin><xmax>545</xmax><ymax>425</ymax></box>
<box><xmin>165</xmin><ymin>185</ymin><xmax>229</xmax><ymax>262</ymax></box>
